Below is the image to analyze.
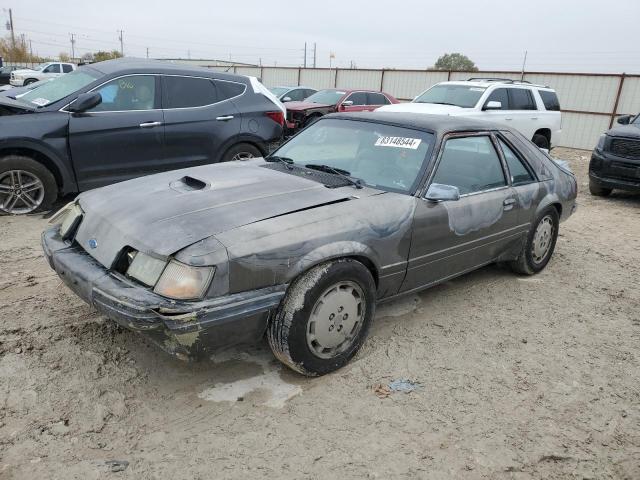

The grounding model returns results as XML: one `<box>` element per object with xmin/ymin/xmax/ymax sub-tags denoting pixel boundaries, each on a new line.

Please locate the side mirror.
<box><xmin>68</xmin><ymin>92</ymin><xmax>102</xmax><ymax>113</ymax></box>
<box><xmin>282</xmin><ymin>96</ymin><xmax>292</xmax><ymax>102</ymax></box>
<box><xmin>484</xmin><ymin>100</ymin><xmax>502</xmax><ymax>110</ymax></box>
<box><xmin>424</xmin><ymin>183</ymin><xmax>460</xmax><ymax>202</ymax></box>
<box><xmin>341</xmin><ymin>100</ymin><xmax>354</xmax><ymax>107</ymax></box>
<box><xmin>617</xmin><ymin>114</ymin><xmax>632</xmax><ymax>125</ymax></box>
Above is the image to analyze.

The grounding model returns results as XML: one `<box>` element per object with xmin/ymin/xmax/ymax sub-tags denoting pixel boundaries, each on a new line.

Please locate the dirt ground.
<box><xmin>1</xmin><ymin>147</ymin><xmax>639</xmax><ymax>479</ymax></box>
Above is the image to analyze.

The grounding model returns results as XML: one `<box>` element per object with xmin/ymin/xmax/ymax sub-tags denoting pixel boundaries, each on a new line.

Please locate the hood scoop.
<box><xmin>170</xmin><ymin>176</ymin><xmax>209</xmax><ymax>193</ymax></box>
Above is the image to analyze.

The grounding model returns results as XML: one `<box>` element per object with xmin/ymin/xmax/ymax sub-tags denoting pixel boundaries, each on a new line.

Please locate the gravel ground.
<box><xmin>1</xmin><ymin>147</ymin><xmax>639</xmax><ymax>479</ymax></box>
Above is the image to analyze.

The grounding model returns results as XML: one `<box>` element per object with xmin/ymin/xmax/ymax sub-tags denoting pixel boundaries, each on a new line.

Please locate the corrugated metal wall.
<box><xmin>220</xmin><ymin>65</ymin><xmax>638</xmax><ymax>150</ymax></box>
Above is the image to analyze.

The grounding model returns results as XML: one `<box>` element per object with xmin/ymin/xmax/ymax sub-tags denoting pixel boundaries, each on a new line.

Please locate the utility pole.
<box><xmin>520</xmin><ymin>50</ymin><xmax>528</xmax><ymax>80</ymax></box>
<box><xmin>187</xmin><ymin>49</ymin><xmax>191</xmax><ymax>60</ymax></box>
<box><xmin>304</xmin><ymin>42</ymin><xmax>307</xmax><ymax>68</ymax></box>
<box><xmin>146</xmin><ymin>47</ymin><xmax>149</xmax><ymax>59</ymax></box>
<box><xmin>313</xmin><ymin>43</ymin><xmax>317</xmax><ymax>68</ymax></box>
<box><xmin>8</xmin><ymin>8</ymin><xmax>15</xmax><ymax>49</ymax></box>
<box><xmin>118</xmin><ymin>30</ymin><xmax>124</xmax><ymax>56</ymax></box>
<box><xmin>70</xmin><ymin>33</ymin><xmax>76</xmax><ymax>60</ymax></box>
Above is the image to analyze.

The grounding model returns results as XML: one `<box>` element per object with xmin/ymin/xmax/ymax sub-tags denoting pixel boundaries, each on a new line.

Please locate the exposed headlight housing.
<box><xmin>49</xmin><ymin>202</ymin><xmax>83</xmax><ymax>240</ymax></box>
<box><xmin>154</xmin><ymin>260</ymin><xmax>215</xmax><ymax>300</ymax></box>
<box><xmin>126</xmin><ymin>251</ymin><xmax>168</xmax><ymax>287</ymax></box>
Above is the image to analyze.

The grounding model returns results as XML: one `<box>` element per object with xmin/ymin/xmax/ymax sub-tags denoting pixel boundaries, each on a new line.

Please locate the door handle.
<box><xmin>216</xmin><ymin>115</ymin><xmax>234</xmax><ymax>121</ymax></box>
<box><xmin>503</xmin><ymin>198</ymin><xmax>516</xmax><ymax>210</ymax></box>
<box><xmin>139</xmin><ymin>121</ymin><xmax>162</xmax><ymax>128</ymax></box>
<box><xmin>505</xmin><ymin>117</ymin><xmax>513</xmax><ymax>121</ymax></box>
<box><xmin>531</xmin><ymin>117</ymin><xmax>538</xmax><ymax>120</ymax></box>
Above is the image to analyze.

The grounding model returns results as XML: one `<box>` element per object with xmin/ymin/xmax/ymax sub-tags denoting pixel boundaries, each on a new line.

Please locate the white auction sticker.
<box><xmin>375</xmin><ymin>136</ymin><xmax>422</xmax><ymax>149</ymax></box>
<box><xmin>30</xmin><ymin>98</ymin><xmax>49</xmax><ymax>106</ymax></box>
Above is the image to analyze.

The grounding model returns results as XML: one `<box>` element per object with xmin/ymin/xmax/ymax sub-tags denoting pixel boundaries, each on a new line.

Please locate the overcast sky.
<box><xmin>7</xmin><ymin>0</ymin><xmax>640</xmax><ymax>73</ymax></box>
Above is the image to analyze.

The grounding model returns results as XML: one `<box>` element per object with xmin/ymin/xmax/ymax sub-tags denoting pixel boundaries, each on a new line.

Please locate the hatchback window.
<box><xmin>498</xmin><ymin>138</ymin><xmax>534</xmax><ymax>185</ymax></box>
<box><xmin>538</xmin><ymin>90</ymin><xmax>560</xmax><ymax>111</ymax></box>
<box><xmin>509</xmin><ymin>88</ymin><xmax>536</xmax><ymax>110</ymax></box>
<box><xmin>43</xmin><ymin>64</ymin><xmax>61</xmax><ymax>74</ymax></box>
<box><xmin>367</xmin><ymin>92</ymin><xmax>390</xmax><ymax>105</ymax></box>
<box><xmin>484</xmin><ymin>88</ymin><xmax>509</xmax><ymax>110</ymax></box>
<box><xmin>90</xmin><ymin>75</ymin><xmax>157</xmax><ymax>112</ymax></box>
<box><xmin>163</xmin><ymin>76</ymin><xmax>217</xmax><ymax>108</ymax></box>
<box><xmin>62</xmin><ymin>64</ymin><xmax>74</xmax><ymax>73</ymax></box>
<box><xmin>431</xmin><ymin>136</ymin><xmax>506</xmax><ymax>195</ymax></box>
<box><xmin>345</xmin><ymin>92</ymin><xmax>367</xmax><ymax>105</ymax></box>
<box><xmin>214</xmin><ymin>80</ymin><xmax>245</xmax><ymax>101</ymax></box>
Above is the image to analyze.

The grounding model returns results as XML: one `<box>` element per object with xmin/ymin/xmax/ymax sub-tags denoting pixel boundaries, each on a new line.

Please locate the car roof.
<box><xmin>85</xmin><ymin>57</ymin><xmax>244</xmax><ymax>82</ymax></box>
<box><xmin>326</xmin><ymin>111</ymin><xmax>510</xmax><ymax>136</ymax></box>
<box><xmin>438</xmin><ymin>79</ymin><xmax>551</xmax><ymax>89</ymax></box>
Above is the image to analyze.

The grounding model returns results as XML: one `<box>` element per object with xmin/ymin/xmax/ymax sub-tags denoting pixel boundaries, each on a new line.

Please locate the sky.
<box><xmin>6</xmin><ymin>0</ymin><xmax>640</xmax><ymax>73</ymax></box>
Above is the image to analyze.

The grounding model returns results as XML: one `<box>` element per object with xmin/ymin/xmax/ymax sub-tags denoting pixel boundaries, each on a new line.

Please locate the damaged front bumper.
<box><xmin>42</xmin><ymin>228</ymin><xmax>287</xmax><ymax>359</ymax></box>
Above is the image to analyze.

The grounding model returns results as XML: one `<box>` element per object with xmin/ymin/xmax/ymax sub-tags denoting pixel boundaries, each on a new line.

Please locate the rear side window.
<box><xmin>62</xmin><ymin>64</ymin><xmax>73</xmax><ymax>73</ymax></box>
<box><xmin>431</xmin><ymin>136</ymin><xmax>506</xmax><ymax>195</ymax></box>
<box><xmin>509</xmin><ymin>88</ymin><xmax>536</xmax><ymax>110</ymax></box>
<box><xmin>214</xmin><ymin>80</ymin><xmax>245</xmax><ymax>101</ymax></box>
<box><xmin>498</xmin><ymin>138</ymin><xmax>534</xmax><ymax>185</ymax></box>
<box><xmin>163</xmin><ymin>76</ymin><xmax>217</xmax><ymax>108</ymax></box>
<box><xmin>367</xmin><ymin>92</ymin><xmax>390</xmax><ymax>105</ymax></box>
<box><xmin>484</xmin><ymin>88</ymin><xmax>509</xmax><ymax>110</ymax></box>
<box><xmin>538</xmin><ymin>90</ymin><xmax>560</xmax><ymax>111</ymax></box>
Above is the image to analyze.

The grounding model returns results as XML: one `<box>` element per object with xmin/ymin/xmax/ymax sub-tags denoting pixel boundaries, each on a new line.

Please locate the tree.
<box><xmin>59</xmin><ymin>52</ymin><xmax>70</xmax><ymax>62</ymax></box>
<box><xmin>92</xmin><ymin>50</ymin><xmax>123</xmax><ymax>62</ymax></box>
<box><xmin>0</xmin><ymin>35</ymin><xmax>42</xmax><ymax>63</ymax></box>
<box><xmin>433</xmin><ymin>53</ymin><xmax>478</xmax><ymax>72</ymax></box>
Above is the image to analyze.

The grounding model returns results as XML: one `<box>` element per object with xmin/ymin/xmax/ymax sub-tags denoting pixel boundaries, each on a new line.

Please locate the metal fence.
<box><xmin>203</xmin><ymin>64</ymin><xmax>639</xmax><ymax>151</ymax></box>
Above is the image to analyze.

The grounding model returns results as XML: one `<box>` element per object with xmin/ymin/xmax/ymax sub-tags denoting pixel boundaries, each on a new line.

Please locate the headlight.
<box><xmin>596</xmin><ymin>134</ymin><xmax>606</xmax><ymax>152</ymax></box>
<box><xmin>126</xmin><ymin>251</ymin><xmax>167</xmax><ymax>287</ymax></box>
<box><xmin>49</xmin><ymin>202</ymin><xmax>83</xmax><ymax>239</ymax></box>
<box><xmin>154</xmin><ymin>260</ymin><xmax>215</xmax><ymax>300</ymax></box>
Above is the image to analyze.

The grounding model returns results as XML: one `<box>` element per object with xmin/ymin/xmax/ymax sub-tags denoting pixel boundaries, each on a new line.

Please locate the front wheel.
<box><xmin>589</xmin><ymin>180</ymin><xmax>612</xmax><ymax>197</ymax></box>
<box><xmin>221</xmin><ymin>143</ymin><xmax>262</xmax><ymax>162</ymax></box>
<box><xmin>510</xmin><ymin>207</ymin><xmax>559</xmax><ymax>275</ymax></box>
<box><xmin>24</xmin><ymin>78</ymin><xmax>39</xmax><ymax>86</ymax></box>
<box><xmin>268</xmin><ymin>259</ymin><xmax>376</xmax><ymax>376</ymax></box>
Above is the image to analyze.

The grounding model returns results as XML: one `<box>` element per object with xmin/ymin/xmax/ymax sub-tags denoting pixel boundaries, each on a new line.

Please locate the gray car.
<box><xmin>42</xmin><ymin>112</ymin><xmax>577</xmax><ymax>376</ymax></box>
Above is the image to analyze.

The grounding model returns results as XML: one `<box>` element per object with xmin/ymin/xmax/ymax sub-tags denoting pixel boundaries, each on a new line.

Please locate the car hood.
<box><xmin>285</xmin><ymin>101</ymin><xmax>331</xmax><ymax>111</ymax></box>
<box><xmin>377</xmin><ymin>103</ymin><xmax>466</xmax><ymax>115</ymax></box>
<box><xmin>0</xmin><ymin>96</ymin><xmax>37</xmax><ymax>113</ymax></box>
<box><xmin>74</xmin><ymin>160</ymin><xmax>356</xmax><ymax>268</ymax></box>
<box><xmin>608</xmin><ymin>123</ymin><xmax>640</xmax><ymax>139</ymax></box>
<box><xmin>11</xmin><ymin>69</ymin><xmax>37</xmax><ymax>75</ymax></box>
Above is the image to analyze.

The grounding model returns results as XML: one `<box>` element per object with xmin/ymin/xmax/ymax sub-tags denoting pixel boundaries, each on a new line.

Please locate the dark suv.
<box><xmin>589</xmin><ymin>113</ymin><xmax>640</xmax><ymax>196</ymax></box>
<box><xmin>0</xmin><ymin>58</ymin><xmax>284</xmax><ymax>214</ymax></box>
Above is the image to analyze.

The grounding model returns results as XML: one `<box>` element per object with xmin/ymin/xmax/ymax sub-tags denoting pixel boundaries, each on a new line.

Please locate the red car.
<box><xmin>284</xmin><ymin>88</ymin><xmax>399</xmax><ymax>134</ymax></box>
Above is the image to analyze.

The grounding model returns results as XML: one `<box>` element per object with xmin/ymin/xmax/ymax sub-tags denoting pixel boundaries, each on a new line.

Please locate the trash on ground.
<box><xmin>373</xmin><ymin>379</ymin><xmax>421</xmax><ymax>398</ymax></box>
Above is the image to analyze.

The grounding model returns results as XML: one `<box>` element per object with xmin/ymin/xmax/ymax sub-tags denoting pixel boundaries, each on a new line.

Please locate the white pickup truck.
<box><xmin>10</xmin><ymin>62</ymin><xmax>76</xmax><ymax>87</ymax></box>
<box><xmin>378</xmin><ymin>78</ymin><xmax>562</xmax><ymax>149</ymax></box>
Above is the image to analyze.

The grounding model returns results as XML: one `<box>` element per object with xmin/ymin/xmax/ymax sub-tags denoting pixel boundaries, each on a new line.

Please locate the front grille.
<box><xmin>611</xmin><ymin>138</ymin><xmax>640</xmax><ymax>159</ymax></box>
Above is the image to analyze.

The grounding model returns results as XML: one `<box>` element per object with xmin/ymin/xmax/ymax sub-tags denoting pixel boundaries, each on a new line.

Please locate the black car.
<box><xmin>0</xmin><ymin>58</ymin><xmax>285</xmax><ymax>214</ymax></box>
<box><xmin>589</xmin><ymin>113</ymin><xmax>640</xmax><ymax>196</ymax></box>
<box><xmin>0</xmin><ymin>66</ymin><xmax>17</xmax><ymax>85</ymax></box>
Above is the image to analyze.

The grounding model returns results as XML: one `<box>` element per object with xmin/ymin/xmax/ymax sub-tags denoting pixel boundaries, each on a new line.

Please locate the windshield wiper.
<box><xmin>305</xmin><ymin>164</ymin><xmax>364</xmax><ymax>189</ymax></box>
<box><xmin>265</xmin><ymin>155</ymin><xmax>294</xmax><ymax>170</ymax></box>
<box><xmin>430</xmin><ymin>102</ymin><xmax>458</xmax><ymax>106</ymax></box>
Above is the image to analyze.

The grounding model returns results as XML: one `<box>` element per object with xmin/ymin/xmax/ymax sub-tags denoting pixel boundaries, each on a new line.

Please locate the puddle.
<box><xmin>199</xmin><ymin>347</ymin><xmax>302</xmax><ymax>408</ymax></box>
<box><xmin>376</xmin><ymin>295</ymin><xmax>421</xmax><ymax>319</ymax></box>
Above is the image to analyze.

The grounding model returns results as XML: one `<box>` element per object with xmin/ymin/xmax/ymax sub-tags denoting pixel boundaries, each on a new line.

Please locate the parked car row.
<box><xmin>10</xmin><ymin>62</ymin><xmax>76</xmax><ymax>86</ymax></box>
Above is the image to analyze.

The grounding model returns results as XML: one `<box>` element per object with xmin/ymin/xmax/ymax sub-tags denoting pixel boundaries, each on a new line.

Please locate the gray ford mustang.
<box><xmin>42</xmin><ymin>112</ymin><xmax>577</xmax><ymax>376</ymax></box>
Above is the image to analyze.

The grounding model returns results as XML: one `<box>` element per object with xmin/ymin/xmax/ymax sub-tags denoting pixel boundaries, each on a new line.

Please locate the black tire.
<box><xmin>221</xmin><ymin>143</ymin><xmax>262</xmax><ymax>162</ymax></box>
<box><xmin>532</xmin><ymin>134</ymin><xmax>550</xmax><ymax>150</ymax></box>
<box><xmin>24</xmin><ymin>78</ymin><xmax>39</xmax><ymax>86</ymax></box>
<box><xmin>304</xmin><ymin>113</ymin><xmax>322</xmax><ymax>128</ymax></box>
<box><xmin>267</xmin><ymin>259</ymin><xmax>376</xmax><ymax>376</ymax></box>
<box><xmin>589</xmin><ymin>180</ymin><xmax>612</xmax><ymax>197</ymax></box>
<box><xmin>510</xmin><ymin>206</ymin><xmax>560</xmax><ymax>275</ymax></box>
<box><xmin>0</xmin><ymin>155</ymin><xmax>58</xmax><ymax>215</ymax></box>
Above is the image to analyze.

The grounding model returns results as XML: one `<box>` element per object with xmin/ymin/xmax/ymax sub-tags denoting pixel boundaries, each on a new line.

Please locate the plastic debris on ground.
<box><xmin>373</xmin><ymin>379</ymin><xmax>422</xmax><ymax>398</ymax></box>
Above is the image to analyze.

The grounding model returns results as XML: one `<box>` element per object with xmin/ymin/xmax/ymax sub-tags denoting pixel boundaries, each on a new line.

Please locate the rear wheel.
<box><xmin>0</xmin><ymin>155</ymin><xmax>57</xmax><ymax>215</ymax></box>
<box><xmin>221</xmin><ymin>143</ymin><xmax>262</xmax><ymax>162</ymax></box>
<box><xmin>589</xmin><ymin>180</ymin><xmax>612</xmax><ymax>197</ymax></box>
<box><xmin>510</xmin><ymin>207</ymin><xmax>559</xmax><ymax>275</ymax></box>
<box><xmin>267</xmin><ymin>259</ymin><xmax>376</xmax><ymax>376</ymax></box>
<box><xmin>532</xmin><ymin>134</ymin><xmax>550</xmax><ymax>150</ymax></box>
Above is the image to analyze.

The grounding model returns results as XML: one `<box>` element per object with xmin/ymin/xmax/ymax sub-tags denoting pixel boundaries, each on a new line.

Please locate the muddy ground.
<box><xmin>1</xmin><ymin>147</ymin><xmax>639</xmax><ymax>479</ymax></box>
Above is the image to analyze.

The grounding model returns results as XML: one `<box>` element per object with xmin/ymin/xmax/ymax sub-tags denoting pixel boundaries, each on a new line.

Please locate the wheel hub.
<box><xmin>306</xmin><ymin>281</ymin><xmax>365</xmax><ymax>359</ymax></box>
<box><xmin>0</xmin><ymin>170</ymin><xmax>45</xmax><ymax>214</ymax></box>
<box><xmin>531</xmin><ymin>215</ymin><xmax>554</xmax><ymax>264</ymax></box>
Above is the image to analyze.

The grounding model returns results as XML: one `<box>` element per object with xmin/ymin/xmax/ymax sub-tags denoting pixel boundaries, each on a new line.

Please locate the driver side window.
<box><xmin>43</xmin><ymin>64</ymin><xmax>61</xmax><ymax>74</ymax></box>
<box><xmin>431</xmin><ymin>136</ymin><xmax>506</xmax><ymax>195</ymax></box>
<box><xmin>89</xmin><ymin>76</ymin><xmax>157</xmax><ymax>112</ymax></box>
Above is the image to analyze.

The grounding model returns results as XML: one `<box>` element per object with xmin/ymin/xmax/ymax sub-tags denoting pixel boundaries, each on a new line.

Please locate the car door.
<box><xmin>401</xmin><ymin>133</ymin><xmax>524</xmax><ymax>292</ymax></box>
<box><xmin>68</xmin><ymin>74</ymin><xmax>165</xmax><ymax>190</ymax></box>
<box><xmin>507</xmin><ymin>88</ymin><xmax>538</xmax><ymax>141</ymax></box>
<box><xmin>479</xmin><ymin>87</ymin><xmax>511</xmax><ymax>124</ymax></box>
<box><xmin>161</xmin><ymin>75</ymin><xmax>241</xmax><ymax>168</ymax></box>
<box><xmin>339</xmin><ymin>91</ymin><xmax>368</xmax><ymax>112</ymax></box>
<box><xmin>366</xmin><ymin>92</ymin><xmax>391</xmax><ymax>111</ymax></box>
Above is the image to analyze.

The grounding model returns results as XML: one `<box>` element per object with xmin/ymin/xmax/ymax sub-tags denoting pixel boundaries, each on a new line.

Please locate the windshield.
<box><xmin>414</xmin><ymin>84</ymin><xmax>486</xmax><ymax>108</ymax></box>
<box><xmin>633</xmin><ymin>115</ymin><xmax>640</xmax><ymax>125</ymax></box>
<box><xmin>304</xmin><ymin>89</ymin><xmax>346</xmax><ymax>105</ymax></box>
<box><xmin>272</xmin><ymin>118</ymin><xmax>434</xmax><ymax>194</ymax></box>
<box><xmin>31</xmin><ymin>63</ymin><xmax>49</xmax><ymax>71</ymax></box>
<box><xmin>269</xmin><ymin>87</ymin><xmax>289</xmax><ymax>97</ymax></box>
<box><xmin>19</xmin><ymin>69</ymin><xmax>102</xmax><ymax>107</ymax></box>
